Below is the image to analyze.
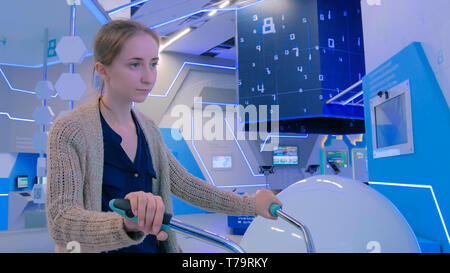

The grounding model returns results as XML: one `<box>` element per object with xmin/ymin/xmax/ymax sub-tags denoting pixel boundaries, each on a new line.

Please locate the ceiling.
<box><xmin>0</xmin><ymin>0</ymin><xmax>261</xmax><ymax>67</ymax></box>
<box><xmin>131</xmin><ymin>0</ymin><xmax>254</xmax><ymax>59</ymax></box>
<box><xmin>130</xmin><ymin>0</ymin><xmax>260</xmax><ymax>59</ymax></box>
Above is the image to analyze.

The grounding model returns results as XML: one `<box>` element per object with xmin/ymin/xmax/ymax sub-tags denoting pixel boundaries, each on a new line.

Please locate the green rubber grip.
<box><xmin>109</xmin><ymin>199</ymin><xmax>138</xmax><ymax>222</ymax></box>
<box><xmin>109</xmin><ymin>199</ymin><xmax>171</xmax><ymax>232</ymax></box>
<box><xmin>269</xmin><ymin>203</ymin><xmax>282</xmax><ymax>217</ymax></box>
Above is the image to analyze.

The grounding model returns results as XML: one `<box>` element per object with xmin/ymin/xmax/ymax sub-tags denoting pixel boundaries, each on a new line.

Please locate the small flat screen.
<box><xmin>327</xmin><ymin>151</ymin><xmax>348</xmax><ymax>167</ymax></box>
<box><xmin>273</xmin><ymin>146</ymin><xmax>298</xmax><ymax>165</ymax></box>
<box><xmin>16</xmin><ymin>176</ymin><xmax>28</xmax><ymax>189</ymax></box>
<box><xmin>374</xmin><ymin>94</ymin><xmax>408</xmax><ymax>149</ymax></box>
<box><xmin>212</xmin><ymin>155</ymin><xmax>232</xmax><ymax>169</ymax></box>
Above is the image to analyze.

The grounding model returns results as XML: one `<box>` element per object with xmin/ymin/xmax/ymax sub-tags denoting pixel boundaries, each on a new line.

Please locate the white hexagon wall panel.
<box><xmin>32</xmin><ymin>106</ymin><xmax>55</xmax><ymax>125</ymax></box>
<box><xmin>55</xmin><ymin>36</ymin><xmax>88</xmax><ymax>64</ymax></box>
<box><xmin>34</xmin><ymin>80</ymin><xmax>55</xmax><ymax>100</ymax></box>
<box><xmin>32</xmin><ymin>131</ymin><xmax>48</xmax><ymax>151</ymax></box>
<box><xmin>55</xmin><ymin>73</ymin><xmax>86</xmax><ymax>101</ymax></box>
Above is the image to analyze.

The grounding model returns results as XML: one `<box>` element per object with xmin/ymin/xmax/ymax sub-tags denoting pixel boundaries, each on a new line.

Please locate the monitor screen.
<box><xmin>273</xmin><ymin>146</ymin><xmax>298</xmax><ymax>165</ymax></box>
<box><xmin>327</xmin><ymin>151</ymin><xmax>348</xmax><ymax>168</ymax></box>
<box><xmin>16</xmin><ymin>176</ymin><xmax>28</xmax><ymax>189</ymax></box>
<box><xmin>374</xmin><ymin>93</ymin><xmax>408</xmax><ymax>149</ymax></box>
<box><xmin>212</xmin><ymin>155</ymin><xmax>232</xmax><ymax>169</ymax></box>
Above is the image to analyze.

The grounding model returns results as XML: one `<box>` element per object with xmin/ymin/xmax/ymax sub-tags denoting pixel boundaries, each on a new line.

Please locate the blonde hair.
<box><xmin>92</xmin><ymin>20</ymin><xmax>160</xmax><ymax>92</ymax></box>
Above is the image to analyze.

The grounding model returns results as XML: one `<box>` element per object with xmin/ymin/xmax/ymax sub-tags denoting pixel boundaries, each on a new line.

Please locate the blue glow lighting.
<box><xmin>191</xmin><ymin>117</ymin><xmax>216</xmax><ymax>186</ymax></box>
<box><xmin>0</xmin><ymin>52</ymin><xmax>93</xmax><ymax>69</ymax></box>
<box><xmin>149</xmin><ymin>0</ymin><xmax>266</xmax><ymax>30</ymax></box>
<box><xmin>149</xmin><ymin>9</ymin><xmax>224</xmax><ymax>29</ymax></box>
<box><xmin>194</xmin><ymin>101</ymin><xmax>238</xmax><ymax>106</ymax></box>
<box><xmin>0</xmin><ymin>53</ymin><xmax>93</xmax><ymax>98</ymax></box>
<box><xmin>243</xmin><ymin>113</ymin><xmax>365</xmax><ymax>124</ymax></box>
<box><xmin>190</xmin><ymin>116</ymin><xmax>267</xmax><ymax>189</ymax></box>
<box><xmin>148</xmin><ymin>62</ymin><xmax>235</xmax><ymax>98</ymax></box>
<box><xmin>0</xmin><ymin>112</ymin><xmax>34</xmax><ymax>123</ymax></box>
<box><xmin>0</xmin><ymin>67</ymin><xmax>59</xmax><ymax>99</ymax></box>
<box><xmin>224</xmin><ymin>118</ymin><xmax>264</xmax><ymax>178</ymax></box>
<box><xmin>108</xmin><ymin>0</ymin><xmax>150</xmax><ymax>15</ymax></box>
<box><xmin>81</xmin><ymin>0</ymin><xmax>110</xmax><ymax>25</ymax></box>
<box><xmin>0</xmin><ymin>67</ymin><xmax>34</xmax><ymax>94</ymax></box>
<box><xmin>343</xmin><ymin>90</ymin><xmax>364</xmax><ymax>105</ymax></box>
<box><xmin>368</xmin><ymin>181</ymin><xmax>450</xmax><ymax>245</ymax></box>
<box><xmin>260</xmin><ymin>134</ymin><xmax>309</xmax><ymax>152</ymax></box>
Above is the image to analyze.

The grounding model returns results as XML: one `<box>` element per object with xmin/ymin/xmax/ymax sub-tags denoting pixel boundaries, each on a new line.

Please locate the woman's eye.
<box><xmin>130</xmin><ymin>63</ymin><xmax>139</xmax><ymax>68</ymax></box>
<box><xmin>151</xmin><ymin>62</ymin><xmax>159</xmax><ymax>68</ymax></box>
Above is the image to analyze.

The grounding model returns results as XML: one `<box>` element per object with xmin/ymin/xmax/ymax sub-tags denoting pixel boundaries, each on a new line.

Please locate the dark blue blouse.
<box><xmin>100</xmin><ymin>109</ymin><xmax>160</xmax><ymax>253</ymax></box>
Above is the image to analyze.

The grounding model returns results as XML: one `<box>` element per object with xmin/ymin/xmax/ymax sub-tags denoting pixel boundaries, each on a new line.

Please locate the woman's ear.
<box><xmin>95</xmin><ymin>62</ymin><xmax>108</xmax><ymax>81</ymax></box>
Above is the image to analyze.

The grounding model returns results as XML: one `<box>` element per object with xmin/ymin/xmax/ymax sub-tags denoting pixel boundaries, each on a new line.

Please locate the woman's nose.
<box><xmin>141</xmin><ymin>67</ymin><xmax>155</xmax><ymax>84</ymax></box>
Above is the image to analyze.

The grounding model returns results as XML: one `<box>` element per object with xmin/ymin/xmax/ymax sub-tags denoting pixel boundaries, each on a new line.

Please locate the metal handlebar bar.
<box><xmin>109</xmin><ymin>198</ymin><xmax>245</xmax><ymax>253</ymax></box>
<box><xmin>168</xmin><ymin>217</ymin><xmax>245</xmax><ymax>253</ymax></box>
<box><xmin>110</xmin><ymin>199</ymin><xmax>313</xmax><ymax>253</ymax></box>
<box><xmin>269</xmin><ymin>204</ymin><xmax>315</xmax><ymax>253</ymax></box>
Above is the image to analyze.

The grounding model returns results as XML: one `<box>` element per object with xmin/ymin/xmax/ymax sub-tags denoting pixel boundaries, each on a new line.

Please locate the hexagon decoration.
<box><xmin>55</xmin><ymin>73</ymin><xmax>87</xmax><ymax>101</ymax></box>
<box><xmin>34</xmin><ymin>80</ymin><xmax>55</xmax><ymax>100</ymax></box>
<box><xmin>32</xmin><ymin>105</ymin><xmax>55</xmax><ymax>125</ymax></box>
<box><xmin>32</xmin><ymin>131</ymin><xmax>48</xmax><ymax>151</ymax></box>
<box><xmin>55</xmin><ymin>36</ymin><xmax>88</xmax><ymax>64</ymax></box>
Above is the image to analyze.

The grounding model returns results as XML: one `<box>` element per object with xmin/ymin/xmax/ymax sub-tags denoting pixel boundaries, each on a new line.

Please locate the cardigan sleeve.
<box><xmin>161</xmin><ymin>141</ymin><xmax>257</xmax><ymax>216</ymax></box>
<box><xmin>45</xmin><ymin>117</ymin><xmax>145</xmax><ymax>253</ymax></box>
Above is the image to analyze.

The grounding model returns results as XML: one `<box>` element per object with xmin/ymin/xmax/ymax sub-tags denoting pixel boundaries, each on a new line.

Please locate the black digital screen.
<box><xmin>237</xmin><ymin>0</ymin><xmax>365</xmax><ymax>123</ymax></box>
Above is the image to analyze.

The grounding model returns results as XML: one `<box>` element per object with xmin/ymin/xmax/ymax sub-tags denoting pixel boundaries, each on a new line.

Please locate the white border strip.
<box><xmin>369</xmin><ymin>181</ymin><xmax>449</xmax><ymax>245</ymax></box>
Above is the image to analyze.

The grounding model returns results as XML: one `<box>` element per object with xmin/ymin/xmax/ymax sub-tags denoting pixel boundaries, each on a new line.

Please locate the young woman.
<box><xmin>46</xmin><ymin>19</ymin><xmax>282</xmax><ymax>253</ymax></box>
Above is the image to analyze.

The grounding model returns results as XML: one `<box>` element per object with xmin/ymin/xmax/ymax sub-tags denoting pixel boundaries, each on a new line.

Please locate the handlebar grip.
<box><xmin>109</xmin><ymin>198</ymin><xmax>172</xmax><ymax>232</ymax></box>
<box><xmin>269</xmin><ymin>203</ymin><xmax>282</xmax><ymax>217</ymax></box>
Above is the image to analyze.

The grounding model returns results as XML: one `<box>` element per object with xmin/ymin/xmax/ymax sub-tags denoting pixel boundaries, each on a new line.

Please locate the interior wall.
<box><xmin>361</xmin><ymin>0</ymin><xmax>450</xmax><ymax>107</ymax></box>
<box><xmin>361</xmin><ymin>0</ymin><xmax>450</xmax><ymax>252</ymax></box>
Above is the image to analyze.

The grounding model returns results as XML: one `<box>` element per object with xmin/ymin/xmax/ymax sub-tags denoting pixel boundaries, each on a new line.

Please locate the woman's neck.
<box><xmin>99</xmin><ymin>93</ymin><xmax>133</xmax><ymax>127</ymax></box>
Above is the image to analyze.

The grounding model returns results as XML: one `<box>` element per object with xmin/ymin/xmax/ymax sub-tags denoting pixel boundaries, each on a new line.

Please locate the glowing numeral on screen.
<box><xmin>257</xmin><ymin>84</ymin><xmax>265</xmax><ymax>93</ymax></box>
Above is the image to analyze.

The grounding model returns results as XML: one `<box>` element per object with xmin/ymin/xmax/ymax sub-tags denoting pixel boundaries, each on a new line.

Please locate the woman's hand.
<box><xmin>122</xmin><ymin>191</ymin><xmax>168</xmax><ymax>241</ymax></box>
<box><xmin>254</xmin><ymin>189</ymin><xmax>283</xmax><ymax>220</ymax></box>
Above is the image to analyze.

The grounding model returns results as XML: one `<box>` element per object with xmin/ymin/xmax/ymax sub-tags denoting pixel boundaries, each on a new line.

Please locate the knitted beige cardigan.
<box><xmin>45</xmin><ymin>96</ymin><xmax>256</xmax><ymax>253</ymax></box>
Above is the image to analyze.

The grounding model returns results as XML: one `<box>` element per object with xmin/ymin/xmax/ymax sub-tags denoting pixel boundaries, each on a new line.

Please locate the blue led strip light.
<box><xmin>223</xmin><ymin>118</ymin><xmax>264</xmax><ymax>178</ymax></box>
<box><xmin>190</xmin><ymin>116</ymin><xmax>268</xmax><ymax>189</ymax></box>
<box><xmin>194</xmin><ymin>101</ymin><xmax>237</xmax><ymax>107</ymax></box>
<box><xmin>368</xmin><ymin>181</ymin><xmax>450</xmax><ymax>246</ymax></box>
<box><xmin>0</xmin><ymin>52</ymin><xmax>93</xmax><ymax>69</ymax></box>
<box><xmin>259</xmin><ymin>134</ymin><xmax>309</xmax><ymax>152</ymax></box>
<box><xmin>0</xmin><ymin>67</ymin><xmax>34</xmax><ymax>94</ymax></box>
<box><xmin>107</xmin><ymin>0</ymin><xmax>150</xmax><ymax>15</ymax></box>
<box><xmin>0</xmin><ymin>53</ymin><xmax>94</xmax><ymax>96</ymax></box>
<box><xmin>148</xmin><ymin>0</ymin><xmax>267</xmax><ymax>30</ymax></box>
<box><xmin>0</xmin><ymin>112</ymin><xmax>34</xmax><ymax>123</ymax></box>
<box><xmin>149</xmin><ymin>62</ymin><xmax>235</xmax><ymax>98</ymax></box>
<box><xmin>191</xmin><ymin>116</ymin><xmax>216</xmax><ymax>186</ymax></box>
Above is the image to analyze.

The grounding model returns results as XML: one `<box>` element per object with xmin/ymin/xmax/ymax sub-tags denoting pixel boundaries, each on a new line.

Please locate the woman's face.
<box><xmin>100</xmin><ymin>33</ymin><xmax>159</xmax><ymax>103</ymax></box>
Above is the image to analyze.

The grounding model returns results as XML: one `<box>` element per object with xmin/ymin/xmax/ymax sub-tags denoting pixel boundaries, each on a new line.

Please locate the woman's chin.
<box><xmin>133</xmin><ymin>95</ymin><xmax>148</xmax><ymax>103</ymax></box>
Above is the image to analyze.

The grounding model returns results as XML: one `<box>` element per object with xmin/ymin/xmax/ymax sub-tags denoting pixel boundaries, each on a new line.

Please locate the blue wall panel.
<box><xmin>0</xmin><ymin>153</ymin><xmax>39</xmax><ymax>230</ymax></box>
<box><xmin>160</xmin><ymin>128</ymin><xmax>209</xmax><ymax>215</ymax></box>
<box><xmin>363</xmin><ymin>42</ymin><xmax>450</xmax><ymax>252</ymax></box>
